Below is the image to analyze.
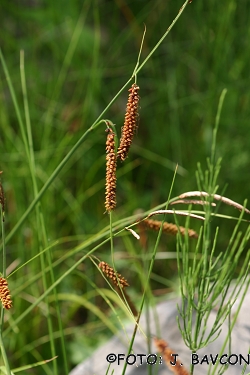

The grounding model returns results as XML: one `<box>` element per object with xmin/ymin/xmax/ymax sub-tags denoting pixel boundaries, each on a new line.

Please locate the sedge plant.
<box><xmin>1</xmin><ymin>1</ymin><xmax>250</xmax><ymax>375</ymax></box>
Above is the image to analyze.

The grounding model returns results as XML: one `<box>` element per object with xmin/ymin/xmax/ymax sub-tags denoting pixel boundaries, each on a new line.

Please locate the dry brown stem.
<box><xmin>176</xmin><ymin>191</ymin><xmax>250</xmax><ymax>214</ymax></box>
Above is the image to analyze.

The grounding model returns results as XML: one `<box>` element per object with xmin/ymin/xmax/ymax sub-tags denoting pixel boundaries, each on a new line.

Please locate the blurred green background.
<box><xmin>1</xmin><ymin>0</ymin><xmax>250</xmax><ymax>373</ymax></box>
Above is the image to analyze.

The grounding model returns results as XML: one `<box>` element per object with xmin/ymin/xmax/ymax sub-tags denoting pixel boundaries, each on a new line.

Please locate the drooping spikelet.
<box><xmin>139</xmin><ymin>219</ymin><xmax>198</xmax><ymax>239</ymax></box>
<box><xmin>105</xmin><ymin>128</ymin><xmax>117</xmax><ymax>212</ymax></box>
<box><xmin>99</xmin><ymin>261</ymin><xmax>129</xmax><ymax>288</ymax></box>
<box><xmin>154</xmin><ymin>338</ymin><xmax>190</xmax><ymax>375</ymax></box>
<box><xmin>174</xmin><ymin>191</ymin><xmax>250</xmax><ymax>214</ymax></box>
<box><xmin>117</xmin><ymin>83</ymin><xmax>140</xmax><ymax>161</ymax></box>
<box><xmin>99</xmin><ymin>261</ymin><xmax>137</xmax><ymax>316</ymax></box>
<box><xmin>0</xmin><ymin>277</ymin><xmax>13</xmax><ymax>310</ymax></box>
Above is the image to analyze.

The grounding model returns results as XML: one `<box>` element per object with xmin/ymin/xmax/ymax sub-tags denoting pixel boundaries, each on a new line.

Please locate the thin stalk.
<box><xmin>132</xmin><ymin>0</ymin><xmax>191</xmax><ymax>77</ymax></box>
<box><xmin>211</xmin><ymin>89</ymin><xmax>227</xmax><ymax>168</ymax></box>
<box><xmin>209</xmin><ymin>89</ymin><xmax>227</xmax><ymax>189</ymax></box>
<box><xmin>110</xmin><ymin>211</ymin><xmax>115</xmax><ymax>274</ymax></box>
<box><xmin>132</xmin><ymin>24</ymin><xmax>146</xmax><ymax>84</ymax></box>
<box><xmin>210</xmin><ymin>272</ymin><xmax>250</xmax><ymax>375</ymax></box>
<box><xmin>0</xmin><ymin>329</ymin><xmax>12</xmax><ymax>375</ymax></box>
<box><xmin>20</xmin><ymin>51</ymin><xmax>59</xmax><ymax>375</ymax></box>
<box><xmin>0</xmin><ymin>51</ymin><xmax>29</xmax><ymax>162</ymax></box>
<box><xmin>1</xmin><ymin>216</ymin><xmax>6</xmax><ymax>280</ymax></box>
<box><xmin>0</xmin><ymin>208</ymin><xmax>11</xmax><ymax>375</ymax></box>
<box><xmin>121</xmin><ymin>165</ymin><xmax>177</xmax><ymax>375</ymax></box>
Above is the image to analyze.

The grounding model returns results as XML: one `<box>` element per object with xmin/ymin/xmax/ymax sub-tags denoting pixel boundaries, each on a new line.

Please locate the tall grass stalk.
<box><xmin>20</xmin><ymin>51</ymin><xmax>69</xmax><ymax>374</ymax></box>
<box><xmin>0</xmin><ymin>205</ymin><xmax>11</xmax><ymax>375</ymax></box>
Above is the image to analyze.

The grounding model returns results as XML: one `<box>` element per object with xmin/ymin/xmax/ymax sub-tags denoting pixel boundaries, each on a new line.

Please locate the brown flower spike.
<box><xmin>0</xmin><ymin>277</ymin><xmax>13</xmax><ymax>310</ymax></box>
<box><xmin>139</xmin><ymin>219</ymin><xmax>198</xmax><ymax>239</ymax></box>
<box><xmin>105</xmin><ymin>128</ymin><xmax>117</xmax><ymax>212</ymax></box>
<box><xmin>99</xmin><ymin>261</ymin><xmax>129</xmax><ymax>288</ymax></box>
<box><xmin>117</xmin><ymin>83</ymin><xmax>140</xmax><ymax>161</ymax></box>
<box><xmin>99</xmin><ymin>261</ymin><xmax>137</xmax><ymax>316</ymax></box>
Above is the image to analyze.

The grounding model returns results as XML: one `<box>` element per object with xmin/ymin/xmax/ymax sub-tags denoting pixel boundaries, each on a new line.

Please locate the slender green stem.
<box><xmin>210</xmin><ymin>88</ymin><xmax>227</xmax><ymax>187</ymax></box>
<box><xmin>1</xmin><ymin>213</ymin><xmax>6</xmax><ymax>279</ymax></box>
<box><xmin>121</xmin><ymin>166</ymin><xmax>177</xmax><ymax>375</ymax></box>
<box><xmin>0</xmin><ymin>50</ymin><xmax>29</xmax><ymax>162</ymax></box>
<box><xmin>132</xmin><ymin>25</ymin><xmax>147</xmax><ymax>84</ymax></box>
<box><xmin>0</xmin><ymin>208</ymin><xmax>11</xmax><ymax>375</ymax></box>
<box><xmin>132</xmin><ymin>0</ymin><xmax>191</xmax><ymax>77</ymax></box>
<box><xmin>20</xmin><ymin>50</ymin><xmax>60</xmax><ymax>375</ymax></box>
<box><xmin>109</xmin><ymin>211</ymin><xmax>115</xmax><ymax>267</ymax></box>
<box><xmin>0</xmin><ymin>327</ymin><xmax>12</xmax><ymax>375</ymax></box>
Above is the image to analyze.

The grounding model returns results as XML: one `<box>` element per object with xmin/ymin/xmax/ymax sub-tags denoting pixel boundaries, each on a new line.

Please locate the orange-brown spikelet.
<box><xmin>105</xmin><ymin>128</ymin><xmax>117</xmax><ymax>212</ymax></box>
<box><xmin>0</xmin><ymin>277</ymin><xmax>13</xmax><ymax>310</ymax></box>
<box><xmin>99</xmin><ymin>261</ymin><xmax>137</xmax><ymax>316</ymax></box>
<box><xmin>139</xmin><ymin>219</ymin><xmax>198</xmax><ymax>239</ymax></box>
<box><xmin>99</xmin><ymin>261</ymin><xmax>129</xmax><ymax>288</ymax></box>
<box><xmin>154</xmin><ymin>338</ymin><xmax>190</xmax><ymax>375</ymax></box>
<box><xmin>117</xmin><ymin>83</ymin><xmax>140</xmax><ymax>161</ymax></box>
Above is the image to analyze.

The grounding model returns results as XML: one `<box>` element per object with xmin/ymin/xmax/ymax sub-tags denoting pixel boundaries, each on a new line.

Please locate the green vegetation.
<box><xmin>0</xmin><ymin>0</ymin><xmax>250</xmax><ymax>374</ymax></box>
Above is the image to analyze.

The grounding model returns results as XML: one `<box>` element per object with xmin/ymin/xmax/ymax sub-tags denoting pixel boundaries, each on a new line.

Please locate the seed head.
<box><xmin>139</xmin><ymin>219</ymin><xmax>198</xmax><ymax>239</ymax></box>
<box><xmin>105</xmin><ymin>128</ymin><xmax>117</xmax><ymax>212</ymax></box>
<box><xmin>117</xmin><ymin>83</ymin><xmax>140</xmax><ymax>161</ymax></box>
<box><xmin>99</xmin><ymin>261</ymin><xmax>129</xmax><ymax>288</ymax></box>
<box><xmin>0</xmin><ymin>277</ymin><xmax>13</xmax><ymax>310</ymax></box>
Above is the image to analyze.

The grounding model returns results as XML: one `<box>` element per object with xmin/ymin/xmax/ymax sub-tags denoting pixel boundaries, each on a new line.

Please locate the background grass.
<box><xmin>1</xmin><ymin>0</ymin><xmax>250</xmax><ymax>373</ymax></box>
